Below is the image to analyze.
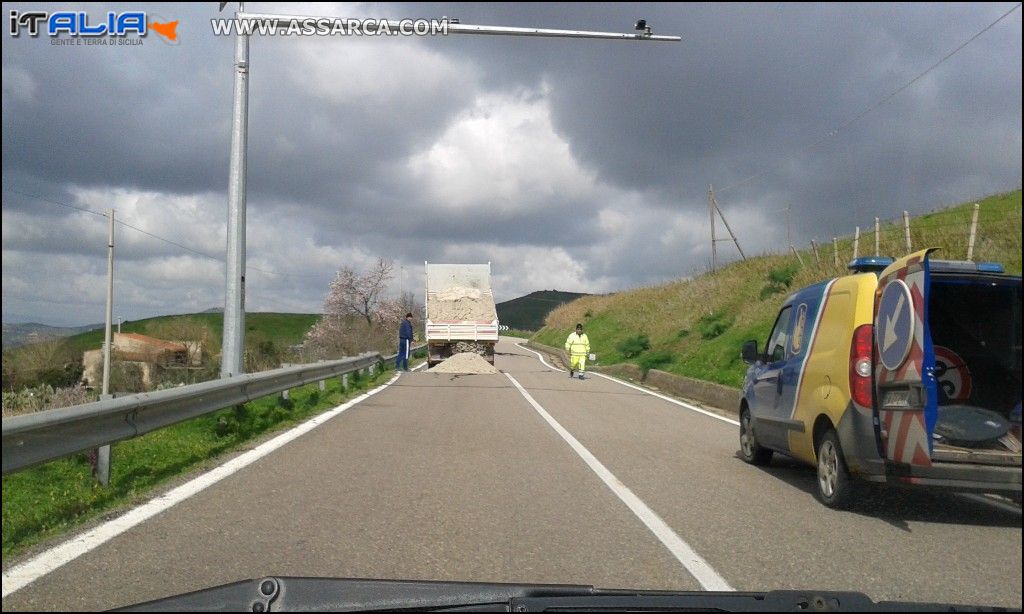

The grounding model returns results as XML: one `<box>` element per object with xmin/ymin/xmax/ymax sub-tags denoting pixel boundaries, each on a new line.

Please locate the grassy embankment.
<box><xmin>535</xmin><ymin>190</ymin><xmax>1022</xmax><ymax>387</ymax></box>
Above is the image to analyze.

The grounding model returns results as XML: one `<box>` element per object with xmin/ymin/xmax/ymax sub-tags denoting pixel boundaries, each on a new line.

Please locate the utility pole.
<box><xmin>708</xmin><ymin>184</ymin><xmax>718</xmax><ymax>272</ymax></box>
<box><xmin>707</xmin><ymin>184</ymin><xmax>746</xmax><ymax>271</ymax></box>
<box><xmin>218</xmin><ymin>6</ymin><xmax>679</xmax><ymax>376</ymax></box>
<box><xmin>97</xmin><ymin>209</ymin><xmax>115</xmax><ymax>486</ymax></box>
<box><xmin>786</xmin><ymin>204</ymin><xmax>792</xmax><ymax>246</ymax></box>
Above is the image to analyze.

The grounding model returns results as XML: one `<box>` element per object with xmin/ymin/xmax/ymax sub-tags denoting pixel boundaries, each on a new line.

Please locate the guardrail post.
<box><xmin>368</xmin><ymin>364</ymin><xmax>376</xmax><ymax>377</ymax></box>
<box><xmin>318</xmin><ymin>379</ymin><xmax>326</xmax><ymax>392</ymax></box>
<box><xmin>95</xmin><ymin>392</ymin><xmax>113</xmax><ymax>486</ymax></box>
<box><xmin>282</xmin><ymin>389</ymin><xmax>290</xmax><ymax>400</ymax></box>
<box><xmin>96</xmin><ymin>444</ymin><xmax>111</xmax><ymax>487</ymax></box>
<box><xmin>341</xmin><ymin>373</ymin><xmax>349</xmax><ymax>391</ymax></box>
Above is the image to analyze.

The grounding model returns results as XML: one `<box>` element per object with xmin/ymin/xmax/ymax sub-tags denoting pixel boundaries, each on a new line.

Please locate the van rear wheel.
<box><xmin>740</xmin><ymin>408</ymin><xmax>773</xmax><ymax>465</ymax></box>
<box><xmin>817</xmin><ymin>429</ymin><xmax>854</xmax><ymax>509</ymax></box>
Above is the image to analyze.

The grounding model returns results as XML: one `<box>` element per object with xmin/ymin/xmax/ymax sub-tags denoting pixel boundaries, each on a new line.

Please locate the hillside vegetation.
<box><xmin>535</xmin><ymin>190</ymin><xmax>1022</xmax><ymax>388</ymax></box>
<box><xmin>2</xmin><ymin>312</ymin><xmax>318</xmax><ymax>393</ymax></box>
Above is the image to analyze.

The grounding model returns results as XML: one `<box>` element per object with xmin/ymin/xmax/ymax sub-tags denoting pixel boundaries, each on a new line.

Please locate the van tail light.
<box><xmin>850</xmin><ymin>324</ymin><xmax>873</xmax><ymax>408</ymax></box>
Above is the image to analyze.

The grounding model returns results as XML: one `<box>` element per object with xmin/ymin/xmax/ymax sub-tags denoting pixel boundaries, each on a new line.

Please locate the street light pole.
<box><xmin>218</xmin><ymin>8</ymin><xmax>679</xmax><ymax>377</ymax></box>
<box><xmin>222</xmin><ymin>4</ymin><xmax>249</xmax><ymax>378</ymax></box>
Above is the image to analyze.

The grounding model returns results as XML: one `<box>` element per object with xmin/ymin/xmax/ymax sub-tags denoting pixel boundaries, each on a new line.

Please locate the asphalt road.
<box><xmin>2</xmin><ymin>338</ymin><xmax>1021</xmax><ymax>610</ymax></box>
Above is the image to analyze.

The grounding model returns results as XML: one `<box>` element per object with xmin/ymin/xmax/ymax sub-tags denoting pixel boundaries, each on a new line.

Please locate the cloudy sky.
<box><xmin>2</xmin><ymin>2</ymin><xmax>1021</xmax><ymax>326</ymax></box>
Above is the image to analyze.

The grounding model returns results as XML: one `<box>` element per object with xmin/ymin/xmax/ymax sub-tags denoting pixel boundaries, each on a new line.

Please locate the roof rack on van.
<box><xmin>847</xmin><ymin>256</ymin><xmax>894</xmax><ymax>274</ymax></box>
<box><xmin>930</xmin><ymin>260</ymin><xmax>1006</xmax><ymax>274</ymax></box>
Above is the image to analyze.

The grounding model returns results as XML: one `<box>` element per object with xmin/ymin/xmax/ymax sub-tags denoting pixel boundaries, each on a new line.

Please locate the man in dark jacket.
<box><xmin>396</xmin><ymin>312</ymin><xmax>414</xmax><ymax>371</ymax></box>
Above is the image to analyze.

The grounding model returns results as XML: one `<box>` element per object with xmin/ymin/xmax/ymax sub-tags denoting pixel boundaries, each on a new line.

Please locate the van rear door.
<box><xmin>873</xmin><ymin>248</ymin><xmax>939</xmax><ymax>467</ymax></box>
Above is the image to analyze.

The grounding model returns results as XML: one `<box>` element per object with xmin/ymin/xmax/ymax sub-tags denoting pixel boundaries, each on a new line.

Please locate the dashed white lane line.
<box><xmin>505</xmin><ymin>372</ymin><xmax>734</xmax><ymax>592</ymax></box>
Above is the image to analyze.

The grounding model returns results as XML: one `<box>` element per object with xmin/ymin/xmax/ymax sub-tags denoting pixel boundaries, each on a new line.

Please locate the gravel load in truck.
<box><xmin>426</xmin><ymin>286</ymin><xmax>498</xmax><ymax>322</ymax></box>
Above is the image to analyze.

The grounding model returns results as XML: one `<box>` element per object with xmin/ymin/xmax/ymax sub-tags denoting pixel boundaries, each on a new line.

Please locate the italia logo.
<box><xmin>9</xmin><ymin>10</ymin><xmax>178</xmax><ymax>43</ymax></box>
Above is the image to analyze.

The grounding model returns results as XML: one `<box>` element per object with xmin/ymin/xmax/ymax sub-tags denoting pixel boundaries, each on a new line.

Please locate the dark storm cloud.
<box><xmin>410</xmin><ymin>4</ymin><xmax>1021</xmax><ymax>218</ymax></box>
<box><xmin>2</xmin><ymin>2</ymin><xmax>1021</xmax><ymax>325</ymax></box>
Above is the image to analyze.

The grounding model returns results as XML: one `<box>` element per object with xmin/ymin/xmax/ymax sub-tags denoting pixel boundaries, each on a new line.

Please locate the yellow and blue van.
<box><xmin>739</xmin><ymin>249</ymin><xmax>1022</xmax><ymax>508</ymax></box>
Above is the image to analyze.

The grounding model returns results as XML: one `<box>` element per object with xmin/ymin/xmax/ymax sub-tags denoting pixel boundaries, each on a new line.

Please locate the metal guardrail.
<box><xmin>2</xmin><ymin>344</ymin><xmax>425</xmax><ymax>475</ymax></box>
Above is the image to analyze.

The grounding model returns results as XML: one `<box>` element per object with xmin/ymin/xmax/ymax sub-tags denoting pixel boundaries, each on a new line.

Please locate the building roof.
<box><xmin>114</xmin><ymin>332</ymin><xmax>187</xmax><ymax>352</ymax></box>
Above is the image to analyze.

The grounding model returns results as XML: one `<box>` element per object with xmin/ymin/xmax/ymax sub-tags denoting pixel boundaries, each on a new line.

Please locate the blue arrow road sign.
<box><xmin>877</xmin><ymin>279</ymin><xmax>915</xmax><ymax>371</ymax></box>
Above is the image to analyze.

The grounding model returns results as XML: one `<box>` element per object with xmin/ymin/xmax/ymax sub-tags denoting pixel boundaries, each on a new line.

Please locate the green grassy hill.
<box><xmin>496</xmin><ymin>290</ymin><xmax>589</xmax><ymax>331</ymax></box>
<box><xmin>2</xmin><ymin>312</ymin><xmax>320</xmax><ymax>392</ymax></box>
<box><xmin>535</xmin><ymin>190</ymin><xmax>1022</xmax><ymax>389</ymax></box>
<box><xmin>60</xmin><ymin>312</ymin><xmax>318</xmax><ymax>356</ymax></box>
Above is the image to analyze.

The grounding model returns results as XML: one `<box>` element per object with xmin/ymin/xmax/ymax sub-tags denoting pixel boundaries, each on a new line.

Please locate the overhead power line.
<box><xmin>718</xmin><ymin>3</ymin><xmax>1022</xmax><ymax>195</ymax></box>
<box><xmin>4</xmin><ymin>188</ymin><xmax>328</xmax><ymax>280</ymax></box>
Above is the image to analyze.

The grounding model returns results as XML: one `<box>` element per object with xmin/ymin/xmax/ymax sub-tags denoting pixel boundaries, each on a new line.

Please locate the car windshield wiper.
<box><xmin>113</xmin><ymin>577</ymin><xmax>1010</xmax><ymax>612</ymax></box>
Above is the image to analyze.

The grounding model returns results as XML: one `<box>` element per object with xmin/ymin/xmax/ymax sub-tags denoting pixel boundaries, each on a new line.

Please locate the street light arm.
<box><xmin>236</xmin><ymin>12</ymin><xmax>681</xmax><ymax>41</ymax></box>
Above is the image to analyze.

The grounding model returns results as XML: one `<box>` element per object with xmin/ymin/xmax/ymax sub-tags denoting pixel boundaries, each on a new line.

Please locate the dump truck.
<box><xmin>424</xmin><ymin>262</ymin><xmax>499</xmax><ymax>368</ymax></box>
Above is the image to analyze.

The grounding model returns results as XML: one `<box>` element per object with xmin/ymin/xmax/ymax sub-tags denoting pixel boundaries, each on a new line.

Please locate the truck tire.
<box><xmin>816</xmin><ymin>429</ymin><xmax>854</xmax><ymax>509</ymax></box>
<box><xmin>740</xmin><ymin>408</ymin><xmax>773</xmax><ymax>466</ymax></box>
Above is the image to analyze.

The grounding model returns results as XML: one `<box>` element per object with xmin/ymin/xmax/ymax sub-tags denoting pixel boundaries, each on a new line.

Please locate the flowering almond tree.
<box><xmin>305</xmin><ymin>258</ymin><xmax>403</xmax><ymax>358</ymax></box>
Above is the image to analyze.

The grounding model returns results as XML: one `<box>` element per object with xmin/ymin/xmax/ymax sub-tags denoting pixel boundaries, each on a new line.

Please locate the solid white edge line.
<box><xmin>514</xmin><ymin>342</ymin><xmax>737</xmax><ymax>426</ymax></box>
<box><xmin>504</xmin><ymin>372</ymin><xmax>733</xmax><ymax>592</ymax></box>
<box><xmin>590</xmin><ymin>373</ymin><xmax>740</xmax><ymax>427</ymax></box>
<box><xmin>514</xmin><ymin>342</ymin><xmax>565</xmax><ymax>372</ymax></box>
<box><xmin>2</xmin><ymin>371</ymin><xmax>404</xmax><ymax>599</ymax></box>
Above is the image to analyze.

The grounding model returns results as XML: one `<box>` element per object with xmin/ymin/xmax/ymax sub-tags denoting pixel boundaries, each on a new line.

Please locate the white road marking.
<box><xmin>2</xmin><ymin>372</ymin><xmax>405</xmax><ymax>599</ymax></box>
<box><xmin>505</xmin><ymin>372</ymin><xmax>734</xmax><ymax>592</ymax></box>
<box><xmin>514</xmin><ymin>342</ymin><xmax>565</xmax><ymax>372</ymax></box>
<box><xmin>589</xmin><ymin>373</ymin><xmax>740</xmax><ymax>427</ymax></box>
<box><xmin>514</xmin><ymin>342</ymin><xmax>737</xmax><ymax>426</ymax></box>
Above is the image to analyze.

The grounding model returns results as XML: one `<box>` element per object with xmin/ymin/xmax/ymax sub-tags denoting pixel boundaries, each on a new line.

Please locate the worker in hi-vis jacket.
<box><xmin>564</xmin><ymin>323</ymin><xmax>590</xmax><ymax>380</ymax></box>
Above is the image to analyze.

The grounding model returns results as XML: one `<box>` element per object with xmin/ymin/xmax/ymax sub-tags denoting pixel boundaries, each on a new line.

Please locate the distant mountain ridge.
<box><xmin>2</xmin><ymin>322</ymin><xmax>103</xmax><ymax>349</ymax></box>
<box><xmin>496</xmin><ymin>290</ymin><xmax>589</xmax><ymax>331</ymax></box>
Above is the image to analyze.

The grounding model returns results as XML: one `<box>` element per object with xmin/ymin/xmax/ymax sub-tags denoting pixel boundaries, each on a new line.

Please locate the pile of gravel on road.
<box><xmin>427</xmin><ymin>352</ymin><xmax>499</xmax><ymax>374</ymax></box>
